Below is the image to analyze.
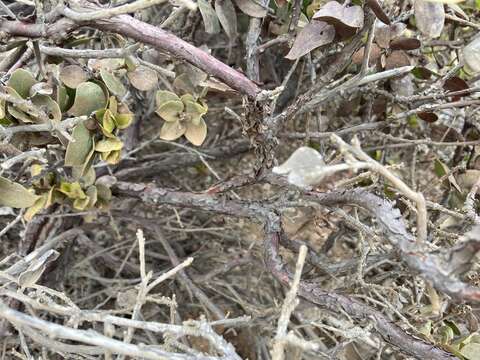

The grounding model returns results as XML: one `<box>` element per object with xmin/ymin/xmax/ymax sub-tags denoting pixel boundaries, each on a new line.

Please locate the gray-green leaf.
<box><xmin>0</xmin><ymin>176</ymin><xmax>38</xmax><ymax>208</ymax></box>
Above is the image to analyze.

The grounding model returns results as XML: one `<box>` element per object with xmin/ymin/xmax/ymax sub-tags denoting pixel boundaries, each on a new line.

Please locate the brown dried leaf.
<box><xmin>443</xmin><ymin>76</ymin><xmax>469</xmax><ymax>100</ymax></box>
<box><xmin>366</xmin><ymin>0</ymin><xmax>390</xmax><ymax>25</ymax></box>
<box><xmin>390</xmin><ymin>37</ymin><xmax>421</xmax><ymax>51</ymax></box>
<box><xmin>285</xmin><ymin>20</ymin><xmax>335</xmax><ymax>60</ymax></box>
<box><xmin>385</xmin><ymin>50</ymin><xmax>410</xmax><ymax>70</ymax></box>
<box><xmin>414</xmin><ymin>0</ymin><xmax>445</xmax><ymax>39</ymax></box>
<box><xmin>351</xmin><ymin>43</ymin><xmax>382</xmax><ymax>65</ymax></box>
<box><xmin>313</xmin><ymin>1</ymin><xmax>364</xmax><ymax>39</ymax></box>
<box><xmin>418</xmin><ymin>112</ymin><xmax>438</xmax><ymax>123</ymax></box>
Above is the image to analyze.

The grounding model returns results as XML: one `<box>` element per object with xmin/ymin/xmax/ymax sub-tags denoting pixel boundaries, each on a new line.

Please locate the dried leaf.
<box><xmin>68</xmin><ymin>82</ymin><xmax>107</xmax><ymax>116</ymax></box>
<box><xmin>390</xmin><ymin>37</ymin><xmax>421</xmax><ymax>50</ymax></box>
<box><xmin>65</xmin><ymin>121</ymin><xmax>94</xmax><ymax>167</ymax></box>
<box><xmin>385</xmin><ymin>50</ymin><xmax>411</xmax><ymax>70</ymax></box>
<box><xmin>375</xmin><ymin>22</ymin><xmax>406</xmax><ymax>48</ymax></box>
<box><xmin>127</xmin><ymin>65</ymin><xmax>158</xmax><ymax>91</ymax></box>
<box><xmin>463</xmin><ymin>36</ymin><xmax>480</xmax><ymax>74</ymax></box>
<box><xmin>88</xmin><ymin>58</ymin><xmax>125</xmax><ymax>72</ymax></box>
<box><xmin>29</xmin><ymin>82</ymin><xmax>53</xmax><ymax>97</ymax></box>
<box><xmin>233</xmin><ymin>0</ymin><xmax>268</xmax><ymax>18</ymax></box>
<box><xmin>160</xmin><ymin>120</ymin><xmax>186</xmax><ymax>141</ymax></box>
<box><xmin>185</xmin><ymin>118</ymin><xmax>207</xmax><ymax>146</ymax></box>
<box><xmin>418</xmin><ymin>112</ymin><xmax>438</xmax><ymax>123</ymax></box>
<box><xmin>443</xmin><ymin>76</ymin><xmax>469</xmax><ymax>100</ymax></box>
<box><xmin>198</xmin><ymin>0</ymin><xmax>221</xmax><ymax>34</ymax></box>
<box><xmin>100</xmin><ymin>68</ymin><xmax>127</xmax><ymax>97</ymax></box>
<box><xmin>60</xmin><ymin>65</ymin><xmax>88</xmax><ymax>89</ymax></box>
<box><xmin>414</xmin><ymin>0</ymin><xmax>445</xmax><ymax>38</ymax></box>
<box><xmin>273</xmin><ymin>147</ymin><xmax>327</xmax><ymax>187</ymax></box>
<box><xmin>8</xmin><ymin>68</ymin><xmax>36</xmax><ymax>98</ymax></box>
<box><xmin>18</xmin><ymin>250</ymin><xmax>59</xmax><ymax>288</ymax></box>
<box><xmin>285</xmin><ymin>20</ymin><xmax>335</xmax><ymax>60</ymax></box>
<box><xmin>457</xmin><ymin>170</ymin><xmax>480</xmax><ymax>190</ymax></box>
<box><xmin>313</xmin><ymin>1</ymin><xmax>364</xmax><ymax>39</ymax></box>
<box><xmin>0</xmin><ymin>176</ymin><xmax>38</xmax><ymax>208</ymax></box>
<box><xmin>215</xmin><ymin>0</ymin><xmax>237</xmax><ymax>40</ymax></box>
<box><xmin>366</xmin><ymin>0</ymin><xmax>390</xmax><ymax>25</ymax></box>
<box><xmin>352</xmin><ymin>44</ymin><xmax>382</xmax><ymax>65</ymax></box>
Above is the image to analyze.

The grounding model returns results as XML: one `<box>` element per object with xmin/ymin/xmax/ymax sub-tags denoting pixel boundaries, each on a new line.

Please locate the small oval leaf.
<box><xmin>0</xmin><ymin>176</ymin><xmax>38</xmax><ymax>208</ymax></box>
<box><xmin>285</xmin><ymin>20</ymin><xmax>335</xmax><ymax>60</ymax></box>
<box><xmin>185</xmin><ymin>118</ymin><xmax>207</xmax><ymax>146</ymax></box>
<box><xmin>60</xmin><ymin>65</ymin><xmax>89</xmax><ymax>89</ymax></box>
<box><xmin>127</xmin><ymin>65</ymin><xmax>158</xmax><ymax>92</ymax></box>
<box><xmin>68</xmin><ymin>82</ymin><xmax>107</xmax><ymax>116</ymax></box>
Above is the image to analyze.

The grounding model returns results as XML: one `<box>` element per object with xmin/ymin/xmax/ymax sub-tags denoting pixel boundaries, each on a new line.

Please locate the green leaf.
<box><xmin>65</xmin><ymin>121</ymin><xmax>94</xmax><ymax>167</ymax></box>
<box><xmin>8</xmin><ymin>105</ymin><xmax>34</xmax><ymax>123</ymax></box>
<box><xmin>156</xmin><ymin>90</ymin><xmax>181</xmax><ymax>107</ymax></box>
<box><xmin>95</xmin><ymin>137</ymin><xmax>123</xmax><ymax>152</ymax></box>
<box><xmin>100</xmin><ymin>68</ymin><xmax>127</xmax><ymax>97</ymax></box>
<box><xmin>108</xmin><ymin>96</ymin><xmax>118</xmax><ymax>115</ymax></box>
<box><xmin>59</xmin><ymin>182</ymin><xmax>86</xmax><ymax>199</ymax></box>
<box><xmin>0</xmin><ymin>99</ymin><xmax>5</xmax><ymax>119</ymax></box>
<box><xmin>183</xmin><ymin>96</ymin><xmax>208</xmax><ymax>125</ymax></box>
<box><xmin>100</xmin><ymin>150</ymin><xmax>121</xmax><ymax>164</ymax></box>
<box><xmin>156</xmin><ymin>100</ymin><xmax>184</xmax><ymax>122</ymax></box>
<box><xmin>73</xmin><ymin>196</ymin><xmax>90</xmax><ymax>210</ymax></box>
<box><xmin>8</xmin><ymin>69</ymin><xmax>36</xmax><ymax>98</ymax></box>
<box><xmin>434</xmin><ymin>159</ymin><xmax>448</xmax><ymax>178</ymax></box>
<box><xmin>103</xmin><ymin>109</ymin><xmax>116</xmax><ymax>134</ymax></box>
<box><xmin>115</xmin><ymin>113</ymin><xmax>134</xmax><ymax>129</ymax></box>
<box><xmin>96</xmin><ymin>183</ymin><xmax>112</xmax><ymax>202</ymax></box>
<box><xmin>461</xmin><ymin>342</ymin><xmax>480</xmax><ymax>360</ymax></box>
<box><xmin>24</xmin><ymin>194</ymin><xmax>48</xmax><ymax>221</ymax></box>
<box><xmin>160</xmin><ymin>120</ymin><xmax>186</xmax><ymax>141</ymax></box>
<box><xmin>68</xmin><ymin>82</ymin><xmax>107</xmax><ymax>116</ymax></box>
<box><xmin>0</xmin><ymin>176</ymin><xmax>38</xmax><ymax>208</ymax></box>
<box><xmin>85</xmin><ymin>185</ymin><xmax>98</xmax><ymax>208</ymax></box>
<box><xmin>32</xmin><ymin>95</ymin><xmax>62</xmax><ymax>122</ymax></box>
<box><xmin>185</xmin><ymin>117</ymin><xmax>207</xmax><ymax>146</ymax></box>
<box><xmin>57</xmin><ymin>84</ymin><xmax>72</xmax><ymax>112</ymax></box>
